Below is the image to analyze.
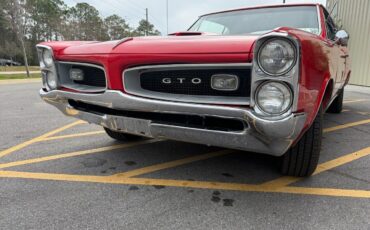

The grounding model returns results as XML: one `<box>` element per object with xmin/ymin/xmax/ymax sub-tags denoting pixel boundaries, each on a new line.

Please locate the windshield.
<box><xmin>189</xmin><ymin>6</ymin><xmax>320</xmax><ymax>35</ymax></box>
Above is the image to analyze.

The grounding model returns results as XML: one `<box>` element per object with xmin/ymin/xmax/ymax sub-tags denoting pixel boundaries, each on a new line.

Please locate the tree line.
<box><xmin>0</xmin><ymin>0</ymin><xmax>161</xmax><ymax>67</ymax></box>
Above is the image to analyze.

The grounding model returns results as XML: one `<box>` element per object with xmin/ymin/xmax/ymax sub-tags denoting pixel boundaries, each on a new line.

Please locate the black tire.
<box><xmin>327</xmin><ymin>89</ymin><xmax>344</xmax><ymax>113</ymax></box>
<box><xmin>280</xmin><ymin>107</ymin><xmax>323</xmax><ymax>177</ymax></box>
<box><xmin>104</xmin><ymin>127</ymin><xmax>144</xmax><ymax>141</ymax></box>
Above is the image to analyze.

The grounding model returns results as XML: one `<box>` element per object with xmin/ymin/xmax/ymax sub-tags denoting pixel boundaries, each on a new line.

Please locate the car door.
<box><xmin>323</xmin><ymin>7</ymin><xmax>347</xmax><ymax>92</ymax></box>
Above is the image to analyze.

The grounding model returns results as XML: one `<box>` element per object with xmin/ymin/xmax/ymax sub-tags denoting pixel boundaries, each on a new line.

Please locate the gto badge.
<box><xmin>162</xmin><ymin>78</ymin><xmax>202</xmax><ymax>84</ymax></box>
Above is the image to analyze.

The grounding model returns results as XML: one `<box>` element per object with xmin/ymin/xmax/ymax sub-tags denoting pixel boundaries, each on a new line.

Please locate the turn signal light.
<box><xmin>69</xmin><ymin>68</ymin><xmax>84</xmax><ymax>81</ymax></box>
<box><xmin>211</xmin><ymin>74</ymin><xmax>239</xmax><ymax>91</ymax></box>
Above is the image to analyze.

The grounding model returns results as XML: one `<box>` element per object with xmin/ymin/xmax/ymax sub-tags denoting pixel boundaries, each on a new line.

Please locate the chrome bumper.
<box><xmin>40</xmin><ymin>89</ymin><xmax>307</xmax><ymax>156</ymax></box>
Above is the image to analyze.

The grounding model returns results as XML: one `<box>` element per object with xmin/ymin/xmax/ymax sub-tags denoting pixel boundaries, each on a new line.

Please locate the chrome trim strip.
<box><xmin>317</xmin><ymin>5</ymin><xmax>323</xmax><ymax>36</ymax></box>
<box><xmin>126</xmin><ymin>63</ymin><xmax>252</xmax><ymax>71</ymax></box>
<box><xmin>57</xmin><ymin>61</ymin><xmax>107</xmax><ymax>93</ymax></box>
<box><xmin>123</xmin><ymin>63</ymin><xmax>252</xmax><ymax>105</ymax></box>
<box><xmin>59</xmin><ymin>61</ymin><xmax>105</xmax><ymax>71</ymax></box>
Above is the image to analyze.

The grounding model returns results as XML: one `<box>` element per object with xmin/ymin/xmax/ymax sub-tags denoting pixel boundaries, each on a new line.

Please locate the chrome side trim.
<box><xmin>57</xmin><ymin>61</ymin><xmax>107</xmax><ymax>93</ymax></box>
<box><xmin>123</xmin><ymin>63</ymin><xmax>252</xmax><ymax>105</ymax></box>
<box><xmin>317</xmin><ymin>5</ymin><xmax>323</xmax><ymax>36</ymax></box>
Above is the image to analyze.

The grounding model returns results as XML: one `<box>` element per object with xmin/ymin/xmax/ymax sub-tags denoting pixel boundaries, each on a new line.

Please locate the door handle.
<box><xmin>340</xmin><ymin>55</ymin><xmax>349</xmax><ymax>58</ymax></box>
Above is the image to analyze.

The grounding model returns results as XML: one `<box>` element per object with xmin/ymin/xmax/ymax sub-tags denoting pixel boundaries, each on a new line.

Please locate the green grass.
<box><xmin>0</xmin><ymin>66</ymin><xmax>40</xmax><ymax>72</ymax></box>
<box><xmin>0</xmin><ymin>73</ymin><xmax>41</xmax><ymax>80</ymax></box>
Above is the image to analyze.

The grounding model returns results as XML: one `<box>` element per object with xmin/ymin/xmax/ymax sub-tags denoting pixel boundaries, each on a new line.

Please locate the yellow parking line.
<box><xmin>112</xmin><ymin>149</ymin><xmax>234</xmax><ymax>178</ymax></box>
<box><xmin>273</xmin><ymin>186</ymin><xmax>370</xmax><ymax>198</ymax></box>
<box><xmin>251</xmin><ymin>118</ymin><xmax>370</xmax><ymax>188</ymax></box>
<box><xmin>314</xmin><ymin>146</ymin><xmax>370</xmax><ymax>174</ymax></box>
<box><xmin>343</xmin><ymin>99</ymin><xmax>369</xmax><ymax>104</ymax></box>
<box><xmin>342</xmin><ymin>109</ymin><xmax>370</xmax><ymax>116</ymax></box>
<box><xmin>323</xmin><ymin>119</ymin><xmax>370</xmax><ymax>133</ymax></box>
<box><xmin>1</xmin><ymin>170</ymin><xmax>370</xmax><ymax>198</ymax></box>
<box><xmin>261</xmin><ymin>146</ymin><xmax>370</xmax><ymax>188</ymax></box>
<box><xmin>42</xmin><ymin>131</ymin><xmax>105</xmax><ymax>141</ymax></box>
<box><xmin>0</xmin><ymin>120</ymin><xmax>85</xmax><ymax>159</ymax></box>
<box><xmin>354</xmin><ymin>111</ymin><xmax>370</xmax><ymax>116</ymax></box>
<box><xmin>40</xmin><ymin>112</ymin><xmax>369</xmax><ymax>142</ymax></box>
<box><xmin>0</xmin><ymin>139</ymin><xmax>161</xmax><ymax>169</ymax></box>
<box><xmin>41</xmin><ymin>116</ymin><xmax>370</xmax><ymax>181</ymax></box>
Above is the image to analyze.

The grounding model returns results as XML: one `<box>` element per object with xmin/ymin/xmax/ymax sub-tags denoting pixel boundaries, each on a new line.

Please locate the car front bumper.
<box><xmin>40</xmin><ymin>89</ymin><xmax>306</xmax><ymax>156</ymax></box>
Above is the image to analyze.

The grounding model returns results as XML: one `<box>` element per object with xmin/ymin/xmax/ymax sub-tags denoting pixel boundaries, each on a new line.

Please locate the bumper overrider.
<box><xmin>40</xmin><ymin>89</ymin><xmax>306</xmax><ymax>156</ymax></box>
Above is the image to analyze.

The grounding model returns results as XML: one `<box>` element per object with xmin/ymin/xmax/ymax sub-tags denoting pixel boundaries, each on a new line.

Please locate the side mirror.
<box><xmin>335</xmin><ymin>30</ymin><xmax>349</xmax><ymax>46</ymax></box>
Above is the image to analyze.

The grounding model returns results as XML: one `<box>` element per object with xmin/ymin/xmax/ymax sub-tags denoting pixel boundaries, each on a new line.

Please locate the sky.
<box><xmin>64</xmin><ymin>0</ymin><xmax>327</xmax><ymax>35</ymax></box>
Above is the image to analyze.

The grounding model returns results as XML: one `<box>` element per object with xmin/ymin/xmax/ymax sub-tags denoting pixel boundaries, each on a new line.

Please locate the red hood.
<box><xmin>42</xmin><ymin>35</ymin><xmax>259</xmax><ymax>56</ymax></box>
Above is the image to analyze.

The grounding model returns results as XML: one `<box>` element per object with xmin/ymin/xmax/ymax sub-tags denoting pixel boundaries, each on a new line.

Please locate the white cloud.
<box><xmin>64</xmin><ymin>0</ymin><xmax>326</xmax><ymax>35</ymax></box>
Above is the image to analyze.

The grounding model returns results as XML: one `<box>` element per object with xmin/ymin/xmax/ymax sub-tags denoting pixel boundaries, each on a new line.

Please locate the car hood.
<box><xmin>54</xmin><ymin>35</ymin><xmax>259</xmax><ymax>55</ymax></box>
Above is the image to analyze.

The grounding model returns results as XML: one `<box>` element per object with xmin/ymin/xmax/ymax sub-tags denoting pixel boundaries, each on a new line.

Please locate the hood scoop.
<box><xmin>169</xmin><ymin>31</ymin><xmax>220</xmax><ymax>36</ymax></box>
<box><xmin>169</xmin><ymin>31</ymin><xmax>204</xmax><ymax>36</ymax></box>
<box><xmin>112</xmin><ymin>37</ymin><xmax>133</xmax><ymax>50</ymax></box>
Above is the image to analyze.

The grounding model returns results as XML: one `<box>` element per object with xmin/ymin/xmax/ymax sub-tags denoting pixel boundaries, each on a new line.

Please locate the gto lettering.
<box><xmin>191</xmin><ymin>78</ymin><xmax>202</xmax><ymax>84</ymax></box>
<box><xmin>161</xmin><ymin>78</ymin><xmax>202</xmax><ymax>84</ymax></box>
<box><xmin>162</xmin><ymin>78</ymin><xmax>171</xmax><ymax>84</ymax></box>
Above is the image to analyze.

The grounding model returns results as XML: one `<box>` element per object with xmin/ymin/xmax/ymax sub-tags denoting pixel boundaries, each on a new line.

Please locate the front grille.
<box><xmin>57</xmin><ymin>62</ymin><xmax>106</xmax><ymax>93</ymax></box>
<box><xmin>69</xmin><ymin>100</ymin><xmax>246</xmax><ymax>132</ymax></box>
<box><xmin>140</xmin><ymin>69</ymin><xmax>251</xmax><ymax>97</ymax></box>
<box><xmin>71</xmin><ymin>65</ymin><xmax>106</xmax><ymax>87</ymax></box>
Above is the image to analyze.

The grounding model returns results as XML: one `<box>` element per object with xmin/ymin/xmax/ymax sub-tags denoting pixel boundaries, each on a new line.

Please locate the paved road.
<box><xmin>0</xmin><ymin>82</ymin><xmax>370</xmax><ymax>229</ymax></box>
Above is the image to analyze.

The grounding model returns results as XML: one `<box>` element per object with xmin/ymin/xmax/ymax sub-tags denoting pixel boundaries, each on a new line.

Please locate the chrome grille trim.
<box><xmin>122</xmin><ymin>63</ymin><xmax>252</xmax><ymax>105</ymax></box>
<box><xmin>57</xmin><ymin>61</ymin><xmax>107</xmax><ymax>93</ymax></box>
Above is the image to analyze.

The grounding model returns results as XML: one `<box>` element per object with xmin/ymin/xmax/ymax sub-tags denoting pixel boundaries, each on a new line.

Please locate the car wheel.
<box><xmin>327</xmin><ymin>88</ymin><xmax>344</xmax><ymax>113</ymax></box>
<box><xmin>280</xmin><ymin>107</ymin><xmax>323</xmax><ymax>177</ymax></box>
<box><xmin>104</xmin><ymin>127</ymin><xmax>144</xmax><ymax>141</ymax></box>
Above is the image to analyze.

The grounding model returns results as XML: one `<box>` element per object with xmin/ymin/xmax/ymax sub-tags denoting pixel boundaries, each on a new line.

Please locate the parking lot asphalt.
<box><xmin>0</xmin><ymin>82</ymin><xmax>370</xmax><ymax>229</ymax></box>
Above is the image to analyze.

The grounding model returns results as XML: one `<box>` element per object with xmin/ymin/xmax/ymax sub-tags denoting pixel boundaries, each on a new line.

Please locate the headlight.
<box><xmin>257</xmin><ymin>38</ymin><xmax>296</xmax><ymax>75</ymax></box>
<box><xmin>42</xmin><ymin>49</ymin><xmax>54</xmax><ymax>67</ymax></box>
<box><xmin>37</xmin><ymin>45</ymin><xmax>58</xmax><ymax>91</ymax></box>
<box><xmin>46</xmin><ymin>71</ymin><xmax>57</xmax><ymax>89</ymax></box>
<box><xmin>255</xmin><ymin>81</ymin><xmax>292</xmax><ymax>115</ymax></box>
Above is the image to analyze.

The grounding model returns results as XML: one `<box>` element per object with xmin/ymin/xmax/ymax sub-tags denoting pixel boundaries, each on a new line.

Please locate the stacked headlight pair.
<box><xmin>254</xmin><ymin>38</ymin><xmax>297</xmax><ymax>116</ymax></box>
<box><xmin>37</xmin><ymin>46</ymin><xmax>58</xmax><ymax>91</ymax></box>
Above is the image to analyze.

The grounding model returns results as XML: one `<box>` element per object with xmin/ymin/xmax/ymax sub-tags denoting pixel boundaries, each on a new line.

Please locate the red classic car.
<box><xmin>37</xmin><ymin>3</ymin><xmax>350</xmax><ymax>177</ymax></box>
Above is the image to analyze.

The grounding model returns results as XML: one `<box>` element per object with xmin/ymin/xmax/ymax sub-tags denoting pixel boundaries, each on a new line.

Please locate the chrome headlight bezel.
<box><xmin>36</xmin><ymin>45</ymin><xmax>58</xmax><ymax>91</ymax></box>
<box><xmin>257</xmin><ymin>37</ymin><xmax>298</xmax><ymax>76</ymax></box>
<box><xmin>255</xmin><ymin>80</ymin><xmax>293</xmax><ymax>116</ymax></box>
<box><xmin>251</xmin><ymin>33</ymin><xmax>301</xmax><ymax>119</ymax></box>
